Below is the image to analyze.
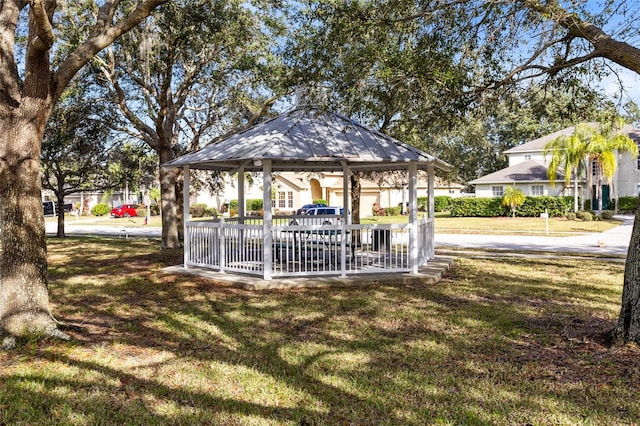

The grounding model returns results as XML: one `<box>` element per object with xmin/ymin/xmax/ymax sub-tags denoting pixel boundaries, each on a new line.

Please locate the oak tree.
<box><xmin>0</xmin><ymin>0</ymin><xmax>168</xmax><ymax>339</ymax></box>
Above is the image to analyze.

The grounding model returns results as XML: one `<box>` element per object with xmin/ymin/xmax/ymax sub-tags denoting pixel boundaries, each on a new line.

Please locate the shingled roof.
<box><xmin>164</xmin><ymin>107</ymin><xmax>451</xmax><ymax>173</ymax></box>
<box><xmin>468</xmin><ymin>160</ymin><xmax>563</xmax><ymax>185</ymax></box>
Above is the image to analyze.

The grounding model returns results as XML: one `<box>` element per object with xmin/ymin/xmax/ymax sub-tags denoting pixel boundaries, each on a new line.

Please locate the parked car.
<box><xmin>43</xmin><ymin>201</ymin><xmax>74</xmax><ymax>216</ymax></box>
<box><xmin>290</xmin><ymin>206</ymin><xmax>349</xmax><ymax>225</ymax></box>
<box><xmin>110</xmin><ymin>204</ymin><xmax>139</xmax><ymax>218</ymax></box>
<box><xmin>43</xmin><ymin>201</ymin><xmax>55</xmax><ymax>216</ymax></box>
<box><xmin>295</xmin><ymin>203</ymin><xmax>327</xmax><ymax>215</ymax></box>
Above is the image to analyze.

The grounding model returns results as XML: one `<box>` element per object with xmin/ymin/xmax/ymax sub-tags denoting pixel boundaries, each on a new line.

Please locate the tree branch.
<box><xmin>54</xmin><ymin>0</ymin><xmax>168</xmax><ymax>102</ymax></box>
<box><xmin>0</xmin><ymin>1</ymin><xmax>23</xmax><ymax>107</ymax></box>
<box><xmin>29</xmin><ymin>0</ymin><xmax>55</xmax><ymax>52</ymax></box>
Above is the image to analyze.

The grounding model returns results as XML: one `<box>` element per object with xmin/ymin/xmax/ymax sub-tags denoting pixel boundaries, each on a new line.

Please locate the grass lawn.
<box><xmin>1</xmin><ymin>237</ymin><xmax>638</xmax><ymax>425</ymax></box>
<box><xmin>53</xmin><ymin>213</ymin><xmax>622</xmax><ymax>237</ymax></box>
<box><xmin>363</xmin><ymin>213</ymin><xmax>622</xmax><ymax>236</ymax></box>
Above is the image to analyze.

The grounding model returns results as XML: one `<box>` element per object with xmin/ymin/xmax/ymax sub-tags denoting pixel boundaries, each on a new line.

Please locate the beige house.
<box><xmin>195</xmin><ymin>172</ymin><xmax>464</xmax><ymax>215</ymax></box>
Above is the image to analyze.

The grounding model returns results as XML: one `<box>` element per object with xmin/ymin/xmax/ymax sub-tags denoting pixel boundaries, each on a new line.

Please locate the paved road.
<box><xmin>50</xmin><ymin>215</ymin><xmax>635</xmax><ymax>256</ymax></box>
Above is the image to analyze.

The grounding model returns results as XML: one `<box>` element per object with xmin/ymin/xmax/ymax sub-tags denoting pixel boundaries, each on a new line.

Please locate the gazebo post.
<box><xmin>238</xmin><ymin>168</ymin><xmax>245</xmax><ymax>222</ymax></box>
<box><xmin>341</xmin><ymin>162</ymin><xmax>350</xmax><ymax>278</ymax></box>
<box><xmin>428</xmin><ymin>162</ymin><xmax>435</xmax><ymax>258</ymax></box>
<box><xmin>262</xmin><ymin>160</ymin><xmax>273</xmax><ymax>280</ymax></box>
<box><xmin>183</xmin><ymin>165</ymin><xmax>190</xmax><ymax>269</ymax></box>
<box><xmin>408</xmin><ymin>161</ymin><xmax>418</xmax><ymax>274</ymax></box>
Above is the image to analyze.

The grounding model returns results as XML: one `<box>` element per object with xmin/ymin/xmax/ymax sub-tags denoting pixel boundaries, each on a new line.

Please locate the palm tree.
<box><xmin>545</xmin><ymin>120</ymin><xmax>638</xmax><ymax>212</ymax></box>
<box><xmin>544</xmin><ymin>126</ymin><xmax>589</xmax><ymax>213</ymax></box>
<box><xmin>502</xmin><ymin>186</ymin><xmax>526</xmax><ymax>218</ymax></box>
<box><xmin>584</xmin><ymin>120</ymin><xmax>638</xmax><ymax>211</ymax></box>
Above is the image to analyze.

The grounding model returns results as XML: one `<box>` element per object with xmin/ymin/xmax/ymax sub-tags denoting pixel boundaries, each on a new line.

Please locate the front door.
<box><xmin>601</xmin><ymin>185</ymin><xmax>610</xmax><ymax>210</ymax></box>
<box><xmin>592</xmin><ymin>184</ymin><xmax>611</xmax><ymax>210</ymax></box>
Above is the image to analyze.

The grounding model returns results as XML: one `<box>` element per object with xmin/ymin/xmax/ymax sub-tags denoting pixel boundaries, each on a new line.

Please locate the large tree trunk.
<box><xmin>608</xmin><ymin>200</ymin><xmax>640</xmax><ymax>344</ymax></box>
<box><xmin>0</xmin><ymin>101</ymin><xmax>58</xmax><ymax>337</ymax></box>
<box><xmin>158</xmin><ymin>145</ymin><xmax>180</xmax><ymax>249</ymax></box>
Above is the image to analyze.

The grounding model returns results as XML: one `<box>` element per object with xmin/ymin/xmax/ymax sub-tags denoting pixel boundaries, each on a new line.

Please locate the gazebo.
<box><xmin>164</xmin><ymin>107</ymin><xmax>451</xmax><ymax>280</ymax></box>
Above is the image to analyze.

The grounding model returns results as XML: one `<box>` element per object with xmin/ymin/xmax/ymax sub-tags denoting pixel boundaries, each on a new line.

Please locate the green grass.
<box><xmin>362</xmin><ymin>213</ymin><xmax>621</xmax><ymax>236</ymax></box>
<box><xmin>2</xmin><ymin>237</ymin><xmax>637</xmax><ymax>425</ymax></box>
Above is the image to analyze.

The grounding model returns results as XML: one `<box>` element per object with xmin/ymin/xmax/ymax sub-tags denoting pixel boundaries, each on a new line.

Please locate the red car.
<box><xmin>110</xmin><ymin>204</ymin><xmax>139</xmax><ymax>218</ymax></box>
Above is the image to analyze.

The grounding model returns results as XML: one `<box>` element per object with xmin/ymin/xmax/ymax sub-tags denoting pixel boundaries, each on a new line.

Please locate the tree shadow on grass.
<box><xmin>4</xmin><ymin>239</ymin><xmax>640</xmax><ymax>424</ymax></box>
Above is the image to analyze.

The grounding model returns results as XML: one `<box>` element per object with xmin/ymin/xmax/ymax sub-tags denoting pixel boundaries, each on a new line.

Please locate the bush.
<box><xmin>582</xmin><ymin>211</ymin><xmax>593</xmax><ymax>222</ymax></box>
<box><xmin>205</xmin><ymin>207</ymin><xmax>218</xmax><ymax>217</ymax></box>
<box><xmin>246</xmin><ymin>199</ymin><xmax>263</xmax><ymax>211</ymax></box>
<box><xmin>434</xmin><ymin>196</ymin><xmax>452</xmax><ymax>212</ymax></box>
<box><xmin>229</xmin><ymin>199</ymin><xmax>239</xmax><ymax>210</ymax></box>
<box><xmin>313</xmin><ymin>199</ymin><xmax>327</xmax><ymax>205</ymax></box>
<box><xmin>384</xmin><ymin>206</ymin><xmax>401</xmax><ymax>216</ymax></box>
<box><xmin>417</xmin><ymin>196</ymin><xmax>428</xmax><ymax>212</ymax></box>
<box><xmin>91</xmin><ymin>203</ymin><xmax>111</xmax><ymax>217</ymax></box>
<box><xmin>449</xmin><ymin>197</ymin><xmax>506</xmax><ymax>217</ymax></box>
<box><xmin>566</xmin><ymin>212</ymin><xmax>576</xmax><ymax>221</ymax></box>
<box><xmin>618</xmin><ymin>196</ymin><xmax>638</xmax><ymax>213</ymax></box>
<box><xmin>190</xmin><ymin>203</ymin><xmax>208</xmax><ymax>218</ymax></box>
<box><xmin>449</xmin><ymin>196</ymin><xmax>574</xmax><ymax>218</ymax></box>
<box><xmin>601</xmin><ymin>210</ymin><xmax>614</xmax><ymax>220</ymax></box>
<box><xmin>372</xmin><ymin>203</ymin><xmax>386</xmax><ymax>216</ymax></box>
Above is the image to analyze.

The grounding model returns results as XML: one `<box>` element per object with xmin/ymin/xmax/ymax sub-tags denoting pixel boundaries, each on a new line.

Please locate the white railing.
<box><xmin>184</xmin><ymin>215</ymin><xmax>435</xmax><ymax>278</ymax></box>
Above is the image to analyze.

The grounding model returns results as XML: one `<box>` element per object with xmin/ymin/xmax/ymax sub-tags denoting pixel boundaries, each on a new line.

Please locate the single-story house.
<box><xmin>194</xmin><ymin>172</ymin><xmax>465</xmax><ymax>215</ymax></box>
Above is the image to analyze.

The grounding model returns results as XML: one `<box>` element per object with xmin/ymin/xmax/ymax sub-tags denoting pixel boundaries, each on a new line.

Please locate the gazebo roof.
<box><xmin>164</xmin><ymin>107</ymin><xmax>451</xmax><ymax>173</ymax></box>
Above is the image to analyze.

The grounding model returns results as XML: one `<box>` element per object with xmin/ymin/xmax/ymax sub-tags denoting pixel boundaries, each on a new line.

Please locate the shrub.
<box><xmin>618</xmin><ymin>196</ymin><xmax>638</xmax><ymax>213</ymax></box>
<box><xmin>190</xmin><ymin>203</ymin><xmax>208</xmax><ymax>218</ymax></box>
<box><xmin>417</xmin><ymin>196</ymin><xmax>428</xmax><ymax>212</ymax></box>
<box><xmin>229</xmin><ymin>199</ymin><xmax>239</xmax><ymax>210</ymax></box>
<box><xmin>246</xmin><ymin>199</ymin><xmax>263</xmax><ymax>211</ymax></box>
<box><xmin>372</xmin><ymin>203</ymin><xmax>386</xmax><ymax>216</ymax></box>
<box><xmin>205</xmin><ymin>207</ymin><xmax>218</xmax><ymax>217</ymax></box>
<box><xmin>313</xmin><ymin>199</ymin><xmax>327</xmax><ymax>205</ymax></box>
<box><xmin>601</xmin><ymin>210</ymin><xmax>614</xmax><ymax>220</ymax></box>
<box><xmin>434</xmin><ymin>196</ymin><xmax>452</xmax><ymax>212</ymax></box>
<box><xmin>384</xmin><ymin>206</ymin><xmax>401</xmax><ymax>216</ymax></box>
<box><xmin>229</xmin><ymin>208</ymin><xmax>238</xmax><ymax>217</ymax></box>
<box><xmin>449</xmin><ymin>197</ymin><xmax>506</xmax><ymax>217</ymax></box>
<box><xmin>91</xmin><ymin>203</ymin><xmax>111</xmax><ymax>217</ymax></box>
<box><xmin>566</xmin><ymin>212</ymin><xmax>576</xmax><ymax>221</ymax></box>
<box><xmin>582</xmin><ymin>211</ymin><xmax>593</xmax><ymax>222</ymax></box>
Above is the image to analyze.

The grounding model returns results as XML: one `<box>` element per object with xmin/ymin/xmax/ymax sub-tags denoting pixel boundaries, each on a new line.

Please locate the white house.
<box><xmin>469</xmin><ymin>124</ymin><xmax>640</xmax><ymax>210</ymax></box>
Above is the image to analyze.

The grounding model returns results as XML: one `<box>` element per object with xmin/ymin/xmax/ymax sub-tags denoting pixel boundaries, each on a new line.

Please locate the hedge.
<box><xmin>449</xmin><ymin>197</ymin><xmax>506</xmax><ymax>217</ymax></box>
<box><xmin>449</xmin><ymin>196</ymin><xmax>573</xmax><ymax>217</ymax></box>
<box><xmin>246</xmin><ymin>199</ymin><xmax>263</xmax><ymax>211</ymax></box>
<box><xmin>416</xmin><ymin>196</ymin><xmax>452</xmax><ymax>212</ymax></box>
<box><xmin>617</xmin><ymin>196</ymin><xmax>638</xmax><ymax>214</ymax></box>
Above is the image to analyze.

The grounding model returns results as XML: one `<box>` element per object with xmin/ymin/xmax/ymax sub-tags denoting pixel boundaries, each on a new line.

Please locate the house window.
<box><xmin>531</xmin><ymin>185</ymin><xmax>544</xmax><ymax>196</ymax></box>
<box><xmin>492</xmin><ymin>186</ymin><xmax>504</xmax><ymax>197</ymax></box>
<box><xmin>524</xmin><ymin>154</ymin><xmax>532</xmax><ymax>160</ymax></box>
<box><xmin>277</xmin><ymin>191</ymin><xmax>294</xmax><ymax>208</ymax></box>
